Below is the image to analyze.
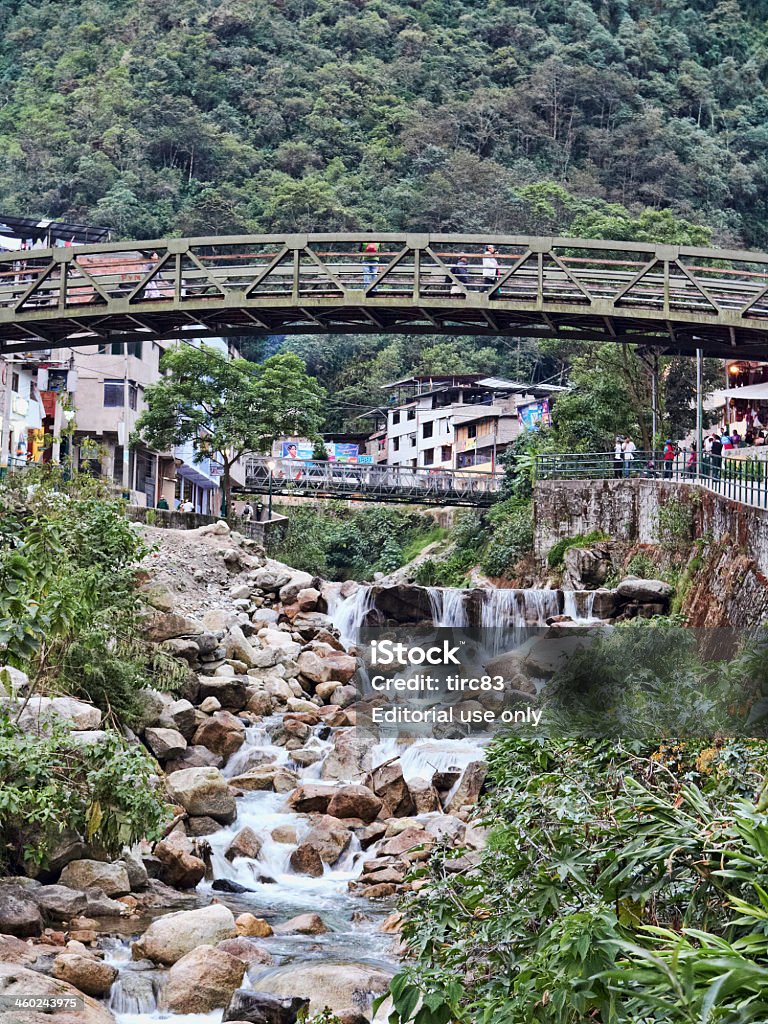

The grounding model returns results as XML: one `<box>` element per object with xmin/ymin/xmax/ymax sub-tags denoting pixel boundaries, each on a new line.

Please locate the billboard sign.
<box><xmin>517</xmin><ymin>398</ymin><xmax>551</xmax><ymax>431</ymax></box>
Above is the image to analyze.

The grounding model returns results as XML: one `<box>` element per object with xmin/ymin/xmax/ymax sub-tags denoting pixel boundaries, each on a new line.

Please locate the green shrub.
<box><xmin>625</xmin><ymin>551</ymin><xmax>657</xmax><ymax>578</ymax></box>
<box><xmin>482</xmin><ymin>498</ymin><xmax>534</xmax><ymax>577</ymax></box>
<box><xmin>547</xmin><ymin>530</ymin><xmax>608</xmax><ymax>569</ymax></box>
<box><xmin>0</xmin><ymin>712</ymin><xmax>169</xmax><ymax>873</ymax></box>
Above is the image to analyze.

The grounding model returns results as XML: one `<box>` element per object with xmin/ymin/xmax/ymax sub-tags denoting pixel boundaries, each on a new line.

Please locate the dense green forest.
<box><xmin>1</xmin><ymin>0</ymin><xmax>766</xmax><ymax>245</ymax></box>
<box><xmin>0</xmin><ymin>0</ymin><xmax>754</xmax><ymax>439</ymax></box>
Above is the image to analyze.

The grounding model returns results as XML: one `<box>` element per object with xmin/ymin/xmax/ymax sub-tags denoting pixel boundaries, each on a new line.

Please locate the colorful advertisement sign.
<box><xmin>279</xmin><ymin>440</ymin><xmax>366</xmax><ymax>463</ymax></box>
<box><xmin>517</xmin><ymin>398</ymin><xmax>551</xmax><ymax>431</ymax></box>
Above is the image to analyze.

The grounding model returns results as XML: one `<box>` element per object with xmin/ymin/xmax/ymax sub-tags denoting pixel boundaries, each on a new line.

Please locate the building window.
<box><xmin>422</xmin><ymin>421</ymin><xmax>433</xmax><ymax>439</ymax></box>
<box><xmin>441</xmin><ymin>445</ymin><xmax>452</xmax><ymax>462</ymax></box>
<box><xmin>392</xmin><ymin>437</ymin><xmax>400</xmax><ymax>452</ymax></box>
<box><xmin>410</xmin><ymin>435</ymin><xmax>416</xmax><ymax>447</ymax></box>
<box><xmin>467</xmin><ymin>423</ymin><xmax>478</xmax><ymax>439</ymax></box>
<box><xmin>104</xmin><ymin>380</ymin><xmax>138</xmax><ymax>408</ymax></box>
<box><xmin>407</xmin><ymin>408</ymin><xmax>416</xmax><ymax>421</ymax></box>
<box><xmin>11</xmin><ymin>372</ymin><xmax>19</xmax><ymax>393</ymax></box>
<box><xmin>423</xmin><ymin>448</ymin><xmax>434</xmax><ymax>465</ymax></box>
<box><xmin>392</xmin><ymin>411</ymin><xmax>400</xmax><ymax>425</ymax></box>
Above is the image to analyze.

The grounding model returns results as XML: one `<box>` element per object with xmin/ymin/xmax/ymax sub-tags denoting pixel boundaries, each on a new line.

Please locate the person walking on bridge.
<box><xmin>482</xmin><ymin>244</ymin><xmax>501</xmax><ymax>295</ymax></box>
<box><xmin>621</xmin><ymin>436</ymin><xmax>636</xmax><ymax>478</ymax></box>
<box><xmin>613</xmin><ymin>437</ymin><xmax>623</xmax><ymax>478</ymax></box>
<box><xmin>362</xmin><ymin>241</ymin><xmax>380</xmax><ymax>287</ymax></box>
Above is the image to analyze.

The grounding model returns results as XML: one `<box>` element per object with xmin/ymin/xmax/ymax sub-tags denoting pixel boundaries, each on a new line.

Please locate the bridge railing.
<box><xmin>243</xmin><ymin>456</ymin><xmax>503</xmax><ymax>506</ymax></box>
<box><xmin>536</xmin><ymin>450</ymin><xmax>768</xmax><ymax>510</ymax></box>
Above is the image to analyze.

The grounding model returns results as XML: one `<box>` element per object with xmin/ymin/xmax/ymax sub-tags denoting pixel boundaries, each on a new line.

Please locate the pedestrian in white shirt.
<box><xmin>482</xmin><ymin>244</ymin><xmax>500</xmax><ymax>294</ymax></box>
<box><xmin>622</xmin><ymin>436</ymin><xmax>636</xmax><ymax>477</ymax></box>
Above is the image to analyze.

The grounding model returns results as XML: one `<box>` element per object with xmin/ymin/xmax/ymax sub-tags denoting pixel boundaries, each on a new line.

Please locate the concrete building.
<box><xmin>378</xmin><ymin>374</ymin><xmax>565</xmax><ymax>472</ymax></box>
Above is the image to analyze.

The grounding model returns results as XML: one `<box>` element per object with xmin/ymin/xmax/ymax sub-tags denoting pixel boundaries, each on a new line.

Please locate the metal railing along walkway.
<box><xmin>536</xmin><ymin>450</ymin><xmax>768</xmax><ymax>510</ymax></box>
<box><xmin>241</xmin><ymin>457</ymin><xmax>503</xmax><ymax>507</ymax></box>
<box><xmin>3</xmin><ymin>233</ymin><xmax>768</xmax><ymax>358</ymax></box>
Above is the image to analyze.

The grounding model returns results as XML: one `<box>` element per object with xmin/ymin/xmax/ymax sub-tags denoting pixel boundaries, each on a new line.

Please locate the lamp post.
<box><xmin>267</xmin><ymin>459</ymin><xmax>276</xmax><ymax>521</ymax></box>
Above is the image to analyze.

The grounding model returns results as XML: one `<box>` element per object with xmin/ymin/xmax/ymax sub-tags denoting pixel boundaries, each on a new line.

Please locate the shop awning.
<box><xmin>713</xmin><ymin>384</ymin><xmax>768</xmax><ymax>402</ymax></box>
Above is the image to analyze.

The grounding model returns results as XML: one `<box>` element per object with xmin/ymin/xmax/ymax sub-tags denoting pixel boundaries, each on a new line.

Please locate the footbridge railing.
<box><xmin>3</xmin><ymin>233</ymin><xmax>768</xmax><ymax>357</ymax></box>
<box><xmin>536</xmin><ymin>450</ymin><xmax>768</xmax><ymax>510</ymax></box>
<box><xmin>241</xmin><ymin>457</ymin><xmax>503</xmax><ymax>507</ymax></box>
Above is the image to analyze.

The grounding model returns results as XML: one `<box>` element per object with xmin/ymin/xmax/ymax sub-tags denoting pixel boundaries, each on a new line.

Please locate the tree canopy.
<box><xmin>134</xmin><ymin>345</ymin><xmax>325</xmax><ymax>508</ymax></box>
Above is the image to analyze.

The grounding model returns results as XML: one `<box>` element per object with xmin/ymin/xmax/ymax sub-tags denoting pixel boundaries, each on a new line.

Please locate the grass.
<box><xmin>401</xmin><ymin>524</ymin><xmax>449</xmax><ymax>563</ymax></box>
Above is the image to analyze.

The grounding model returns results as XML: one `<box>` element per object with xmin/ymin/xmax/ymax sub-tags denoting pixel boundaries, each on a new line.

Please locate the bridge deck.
<box><xmin>240</xmin><ymin>457</ymin><xmax>502</xmax><ymax>507</ymax></box>
<box><xmin>1</xmin><ymin>233</ymin><xmax>768</xmax><ymax>358</ymax></box>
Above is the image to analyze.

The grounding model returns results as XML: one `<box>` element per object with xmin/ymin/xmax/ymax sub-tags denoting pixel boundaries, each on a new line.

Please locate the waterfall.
<box><xmin>109</xmin><ymin>970</ymin><xmax>164</xmax><ymax>1016</ymax></box>
<box><xmin>562</xmin><ymin>590</ymin><xmax>598</xmax><ymax>622</ymax></box>
<box><xmin>427</xmin><ymin>587</ymin><xmax>469</xmax><ymax>627</ymax></box>
<box><xmin>327</xmin><ymin>585</ymin><xmax>374</xmax><ymax>643</ymax></box>
<box><xmin>481</xmin><ymin>588</ymin><xmax>559</xmax><ymax>628</ymax></box>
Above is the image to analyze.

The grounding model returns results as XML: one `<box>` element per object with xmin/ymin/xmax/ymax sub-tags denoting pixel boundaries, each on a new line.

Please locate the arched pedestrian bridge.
<box><xmin>3</xmin><ymin>233</ymin><xmax>768</xmax><ymax>358</ymax></box>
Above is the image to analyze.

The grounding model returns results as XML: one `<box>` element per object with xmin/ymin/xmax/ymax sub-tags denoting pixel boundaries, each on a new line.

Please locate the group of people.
<box><xmin>612</xmin><ymin>436</ymin><xmax>638</xmax><ymax>477</ymax></box>
<box><xmin>611</xmin><ymin>424</ymin><xmax>762</xmax><ymax>482</ymax></box>
<box><xmin>360</xmin><ymin>241</ymin><xmax>505</xmax><ymax>293</ymax></box>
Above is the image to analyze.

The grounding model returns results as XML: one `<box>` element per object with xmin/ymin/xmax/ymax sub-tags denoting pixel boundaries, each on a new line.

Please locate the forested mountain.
<box><xmin>0</xmin><ymin>0</ymin><xmax>766</xmax><ymax>246</ymax></box>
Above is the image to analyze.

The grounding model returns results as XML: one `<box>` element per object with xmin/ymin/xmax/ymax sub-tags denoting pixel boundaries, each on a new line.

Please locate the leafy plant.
<box><xmin>546</xmin><ymin>530</ymin><xmax>608</xmax><ymax>569</ymax></box>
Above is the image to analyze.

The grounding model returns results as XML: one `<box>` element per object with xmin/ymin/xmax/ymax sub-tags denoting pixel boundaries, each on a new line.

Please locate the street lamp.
<box><xmin>267</xmin><ymin>459</ymin><xmax>276</xmax><ymax>521</ymax></box>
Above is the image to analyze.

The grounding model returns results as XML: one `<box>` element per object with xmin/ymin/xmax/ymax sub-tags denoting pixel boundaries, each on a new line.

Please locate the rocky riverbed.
<box><xmin>0</xmin><ymin>521</ymin><xmax>673</xmax><ymax>1024</ymax></box>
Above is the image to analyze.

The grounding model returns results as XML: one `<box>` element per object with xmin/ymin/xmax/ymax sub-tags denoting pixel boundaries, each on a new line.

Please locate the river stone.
<box><xmin>235</xmin><ymin>913</ymin><xmax>273</xmax><ymax>938</ymax></box>
<box><xmin>223</xmin><ymin>626</ymin><xmax>260</xmax><ymax>669</ymax></box>
<box><xmin>327</xmin><ymin>785</ymin><xmax>383</xmax><ymax>823</ymax></box>
<box><xmin>365</xmin><ymin>761</ymin><xmax>414</xmax><ymax>818</ymax></box>
<box><xmin>52</xmin><ymin>954</ymin><xmax>117</xmax><ymax>997</ymax></box>
<box><xmin>164</xmin><ymin>944</ymin><xmax>245</xmax><ymax>1013</ymax></box>
<box><xmin>320</xmin><ymin>653</ymin><xmax>357</xmax><ymax>684</ymax></box>
<box><xmin>0</xmin><ymin>963</ymin><xmax>116</xmax><ymax>1024</ymax></box>
<box><xmin>223</xmin><ymin>990</ymin><xmax>309</xmax><ymax>1024</ymax></box>
<box><xmin>165</xmin><ymin>744</ymin><xmax>224</xmax><ymax>774</ymax></box>
<box><xmin>144</xmin><ymin>727</ymin><xmax>187</xmax><ymax>760</ymax></box>
<box><xmin>197</xmin><ymin>676</ymin><xmax>249</xmax><ymax>711</ymax></box>
<box><xmin>154</xmin><ymin>833</ymin><xmax>206</xmax><ymax>889</ymax></box>
<box><xmin>289</xmin><ymin>844</ymin><xmax>323</xmax><ymax>877</ymax></box>
<box><xmin>296</xmin><ymin>651</ymin><xmax>331</xmax><ymax>685</ymax></box>
<box><xmin>252</xmin><ymin>962</ymin><xmax>392</xmax><ymax>1018</ymax></box>
<box><xmin>193</xmin><ymin>711</ymin><xmax>246</xmax><ymax>759</ymax></box>
<box><xmin>0</xmin><ymin>885</ymin><xmax>43</xmax><ymax>936</ymax></box>
<box><xmin>58</xmin><ymin>861</ymin><xmax>130</xmax><ymax>897</ymax></box>
<box><xmin>225</xmin><ymin>827</ymin><xmax>263</xmax><ymax>861</ymax></box>
<box><xmin>230</xmin><ymin>765</ymin><xmax>298</xmax><ymax>793</ymax></box>
<box><xmin>166</xmin><ymin>766</ymin><xmax>237</xmax><ymax>823</ymax></box>
<box><xmin>32</xmin><ymin>885</ymin><xmax>88</xmax><ymax>920</ymax></box>
<box><xmin>444</xmin><ymin>761</ymin><xmax>487</xmax><ymax>812</ymax></box>
<box><xmin>407</xmin><ymin>776</ymin><xmax>441</xmax><ymax>814</ymax></box>
<box><xmin>120</xmin><ymin>848</ymin><xmax>149</xmax><ymax>891</ymax></box>
<box><xmin>616</xmin><ymin>577</ymin><xmax>674</xmax><ymax>602</ymax></box>
<box><xmin>132</xmin><ymin>904</ymin><xmax>237</xmax><ymax>965</ymax></box>
<box><xmin>273</xmin><ymin>913</ymin><xmax>328</xmax><ymax>936</ymax></box>
<box><xmin>162</xmin><ymin>698</ymin><xmax>198</xmax><ymax>740</ymax></box>
<box><xmin>301</xmin><ymin>817</ymin><xmax>352</xmax><ymax>865</ymax></box>
<box><xmin>145</xmin><ymin>610</ymin><xmax>204</xmax><ymax>643</ymax></box>
<box><xmin>217</xmin><ymin>938</ymin><xmax>274</xmax><ymax>966</ymax></box>
<box><xmin>381</xmin><ymin>827</ymin><xmax>435</xmax><ymax>858</ymax></box>
<box><xmin>15</xmin><ymin>696</ymin><xmax>102</xmax><ymax>734</ymax></box>
<box><xmin>321</xmin><ymin>730</ymin><xmax>374</xmax><ymax>782</ymax></box>
<box><xmin>187</xmin><ymin>815</ymin><xmax>227</xmax><ymax>836</ymax></box>
<box><xmin>287</xmin><ymin>783</ymin><xmax>336</xmax><ymax>813</ymax></box>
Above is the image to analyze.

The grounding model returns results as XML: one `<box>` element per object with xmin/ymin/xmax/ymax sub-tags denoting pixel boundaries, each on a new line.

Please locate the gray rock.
<box><xmin>58</xmin><ymin>860</ymin><xmax>130</xmax><ymax>896</ymax></box>
<box><xmin>166</xmin><ymin>766</ymin><xmax>237</xmax><ymax>824</ymax></box>
<box><xmin>144</xmin><ymin>727</ymin><xmax>187</xmax><ymax>760</ymax></box>
<box><xmin>616</xmin><ymin>577</ymin><xmax>673</xmax><ymax>602</ymax></box>
<box><xmin>120</xmin><ymin>848</ymin><xmax>149</xmax><ymax>891</ymax></box>
<box><xmin>0</xmin><ymin>885</ymin><xmax>43</xmax><ymax>936</ymax></box>
<box><xmin>32</xmin><ymin>884</ymin><xmax>87</xmax><ymax>920</ymax></box>
<box><xmin>197</xmin><ymin>676</ymin><xmax>249</xmax><ymax>711</ymax></box>
<box><xmin>84</xmin><ymin>887</ymin><xmax>129</xmax><ymax>917</ymax></box>
<box><xmin>223</xmin><ymin>990</ymin><xmax>309</xmax><ymax>1024</ymax></box>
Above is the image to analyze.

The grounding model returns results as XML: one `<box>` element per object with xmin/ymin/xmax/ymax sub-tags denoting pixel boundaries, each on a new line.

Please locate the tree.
<box><xmin>135</xmin><ymin>345</ymin><xmax>325</xmax><ymax>512</ymax></box>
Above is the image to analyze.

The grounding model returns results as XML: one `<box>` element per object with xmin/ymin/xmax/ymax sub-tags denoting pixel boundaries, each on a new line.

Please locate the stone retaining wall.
<box><xmin>125</xmin><ymin>506</ymin><xmax>286</xmax><ymax>543</ymax></box>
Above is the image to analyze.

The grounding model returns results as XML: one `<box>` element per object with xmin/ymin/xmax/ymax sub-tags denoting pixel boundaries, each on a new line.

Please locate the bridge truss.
<box><xmin>2</xmin><ymin>233</ymin><xmax>768</xmax><ymax>358</ymax></box>
<box><xmin>240</xmin><ymin>457</ymin><xmax>502</xmax><ymax>507</ymax></box>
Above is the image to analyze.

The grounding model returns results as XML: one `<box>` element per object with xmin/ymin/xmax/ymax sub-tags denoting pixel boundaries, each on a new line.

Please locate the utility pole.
<box><xmin>696</xmin><ymin>348</ymin><xmax>704</xmax><ymax>477</ymax></box>
<box><xmin>0</xmin><ymin>357</ymin><xmax>13</xmax><ymax>474</ymax></box>
<box><xmin>121</xmin><ymin>345</ymin><xmax>131</xmax><ymax>495</ymax></box>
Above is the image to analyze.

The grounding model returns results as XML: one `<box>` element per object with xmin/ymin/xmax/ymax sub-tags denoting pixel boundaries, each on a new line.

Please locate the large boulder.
<box><xmin>33</xmin><ymin>884</ymin><xmax>88</xmax><ymax>920</ymax></box>
<box><xmin>162</xmin><ymin>698</ymin><xmax>198</xmax><ymax>740</ymax></box>
<box><xmin>154</xmin><ymin>833</ymin><xmax>206</xmax><ymax>889</ymax></box>
<box><xmin>407</xmin><ymin>776</ymin><xmax>441</xmax><ymax>814</ymax></box>
<box><xmin>193</xmin><ymin>711</ymin><xmax>246</xmax><ymax>760</ymax></box>
<box><xmin>132</xmin><ymin>904</ymin><xmax>237</xmax><ymax>965</ymax></box>
<box><xmin>166</xmin><ymin>766</ymin><xmax>237</xmax><ymax>824</ymax></box>
<box><xmin>287</xmin><ymin>783</ymin><xmax>336</xmax><ymax>814</ymax></box>
<box><xmin>251</xmin><ymin>962</ymin><xmax>392</xmax><ymax>1018</ymax></box>
<box><xmin>144</xmin><ymin>727</ymin><xmax>187</xmax><ymax>761</ymax></box>
<box><xmin>370</xmin><ymin>584</ymin><xmax>433</xmax><ymax>623</ymax></box>
<box><xmin>0</xmin><ymin>963</ymin><xmax>115</xmax><ymax>1024</ymax></box>
<box><xmin>225</xmin><ymin>827</ymin><xmax>263</xmax><ymax>862</ymax></box>
<box><xmin>58</xmin><ymin>861</ymin><xmax>130</xmax><ymax>897</ymax></box>
<box><xmin>165</xmin><ymin>745</ymin><xmax>224</xmax><ymax>774</ymax></box>
<box><xmin>321</xmin><ymin>731</ymin><xmax>374</xmax><ymax>783</ymax></box>
<box><xmin>327</xmin><ymin>785</ymin><xmax>383</xmax><ymax>823</ymax></box>
<box><xmin>616</xmin><ymin>577</ymin><xmax>674</xmax><ymax>603</ymax></box>
<box><xmin>444</xmin><ymin>761</ymin><xmax>487</xmax><ymax>813</ymax></box>
<box><xmin>296</xmin><ymin>651</ymin><xmax>331</xmax><ymax>685</ymax></box>
<box><xmin>145</xmin><ymin>611</ymin><xmax>204</xmax><ymax>643</ymax></box>
<box><xmin>223</xmin><ymin>991</ymin><xmax>309</xmax><ymax>1024</ymax></box>
<box><xmin>229</xmin><ymin>765</ymin><xmax>298</xmax><ymax>794</ymax></box>
<box><xmin>0</xmin><ymin>885</ymin><xmax>43</xmax><ymax>937</ymax></box>
<box><xmin>164</xmin><ymin>944</ymin><xmax>245</xmax><ymax>1014</ymax></box>
<box><xmin>235</xmin><ymin>914</ymin><xmax>273</xmax><ymax>938</ymax></box>
<box><xmin>197</xmin><ymin>677</ymin><xmax>249</xmax><ymax>711</ymax></box>
<box><xmin>223</xmin><ymin>626</ymin><xmax>260</xmax><ymax>668</ymax></box>
<box><xmin>52</xmin><ymin>954</ymin><xmax>117</xmax><ymax>998</ymax></box>
<box><xmin>301</xmin><ymin>817</ymin><xmax>352</xmax><ymax>865</ymax></box>
<box><xmin>364</xmin><ymin>761</ymin><xmax>414</xmax><ymax>818</ymax></box>
<box><xmin>15</xmin><ymin>696</ymin><xmax>101</xmax><ymax>734</ymax></box>
<box><xmin>273</xmin><ymin>913</ymin><xmax>328</xmax><ymax>936</ymax></box>
<box><xmin>563</xmin><ymin>546</ymin><xmax>611</xmax><ymax>589</ymax></box>
<box><xmin>289</xmin><ymin>844</ymin><xmax>323</xmax><ymax>877</ymax></box>
<box><xmin>217</xmin><ymin>938</ymin><xmax>274</xmax><ymax>966</ymax></box>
